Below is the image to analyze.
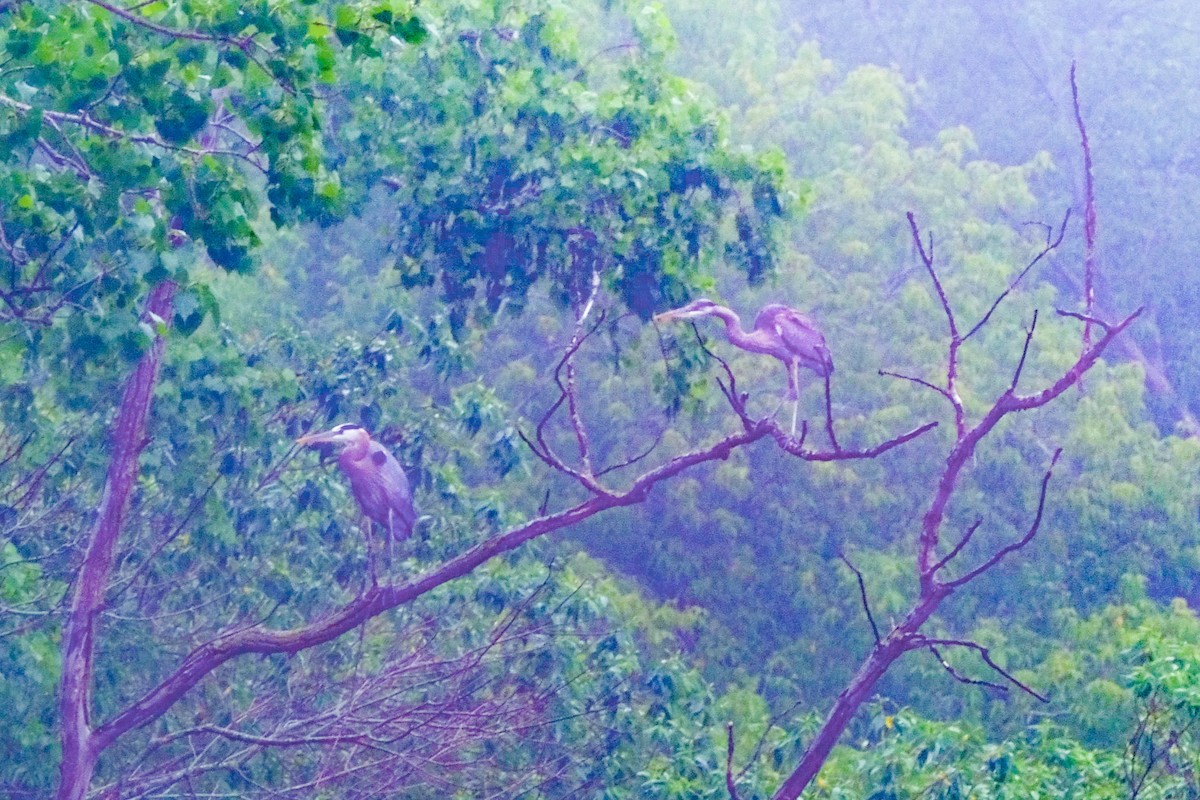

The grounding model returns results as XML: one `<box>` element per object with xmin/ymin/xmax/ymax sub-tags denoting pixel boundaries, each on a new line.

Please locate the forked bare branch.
<box><xmin>964</xmin><ymin>212</ymin><xmax>1069</xmax><ymax>342</ymax></box>
<box><xmin>918</xmin><ymin>637</ymin><xmax>1048</xmax><ymax>702</ymax></box>
<box><xmin>926</xmin><ymin>643</ymin><xmax>1009</xmax><ymax>695</ymax></box>
<box><xmin>775</xmin><ymin>191</ymin><xmax>1139</xmax><ymax>798</ymax></box>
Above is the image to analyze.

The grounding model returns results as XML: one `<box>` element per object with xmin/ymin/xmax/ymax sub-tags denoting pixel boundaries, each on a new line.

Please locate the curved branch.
<box><xmin>771</xmin><ymin>419</ymin><xmax>938</xmax><ymax>462</ymax></box>
<box><xmin>91</xmin><ymin>422</ymin><xmax>773</xmax><ymax>753</ymax></box>
<box><xmin>926</xmin><ymin>643</ymin><xmax>1009</xmax><ymax>695</ymax></box>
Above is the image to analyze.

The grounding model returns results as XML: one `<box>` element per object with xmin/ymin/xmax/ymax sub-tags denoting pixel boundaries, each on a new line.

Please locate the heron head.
<box><xmin>296</xmin><ymin>423</ymin><xmax>370</xmax><ymax>449</ymax></box>
<box><xmin>653</xmin><ymin>298</ymin><xmax>720</xmax><ymax>323</ymax></box>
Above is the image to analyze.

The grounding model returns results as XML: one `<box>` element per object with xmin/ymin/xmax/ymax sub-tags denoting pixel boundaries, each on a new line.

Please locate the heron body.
<box><xmin>654</xmin><ymin>298</ymin><xmax>833</xmax><ymax>432</ymax></box>
<box><xmin>752</xmin><ymin>304</ymin><xmax>834</xmax><ymax>398</ymax></box>
<box><xmin>296</xmin><ymin>423</ymin><xmax>416</xmax><ymax>556</ymax></box>
<box><xmin>339</xmin><ymin>436</ymin><xmax>416</xmax><ymax>542</ymax></box>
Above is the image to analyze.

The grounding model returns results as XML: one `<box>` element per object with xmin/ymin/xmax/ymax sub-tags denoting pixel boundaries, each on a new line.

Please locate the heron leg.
<box><xmin>384</xmin><ymin>510</ymin><xmax>396</xmax><ymax>576</ymax></box>
<box><xmin>364</xmin><ymin>518</ymin><xmax>378</xmax><ymax>586</ymax></box>
<box><xmin>790</xmin><ymin>361</ymin><xmax>801</xmax><ymax>436</ymax></box>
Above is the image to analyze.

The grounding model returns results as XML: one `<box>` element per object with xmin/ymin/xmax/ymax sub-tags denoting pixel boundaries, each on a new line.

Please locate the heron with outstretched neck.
<box><xmin>296</xmin><ymin>423</ymin><xmax>416</xmax><ymax>581</ymax></box>
<box><xmin>654</xmin><ymin>299</ymin><xmax>833</xmax><ymax>434</ymax></box>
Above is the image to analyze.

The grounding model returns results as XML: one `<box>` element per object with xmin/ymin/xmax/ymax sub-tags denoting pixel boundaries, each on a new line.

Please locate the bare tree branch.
<box><xmin>1008</xmin><ymin>311</ymin><xmax>1038</xmax><ymax>392</ymax></box>
<box><xmin>907</xmin><ymin>212</ymin><xmax>966</xmax><ymax>436</ymax></box>
<box><xmin>963</xmin><ymin>211</ymin><xmax>1069</xmax><ymax>342</ymax></box>
<box><xmin>926</xmin><ymin>643</ymin><xmax>1009</xmax><ymax>695</ymax></box>
<box><xmin>822</xmin><ymin>374</ymin><xmax>840</xmax><ymax>451</ymax></box>
<box><xmin>1071</xmin><ymin>61</ymin><xmax>1097</xmax><ymax>348</ymax></box>
<box><xmin>929</xmin><ymin>519</ymin><xmax>982</xmax><ymax>576</ymax></box>
<box><xmin>89</xmin><ymin>420</ymin><xmax>774</xmax><ymax>757</ymax></box>
<box><xmin>839</xmin><ymin>553</ymin><xmax>881</xmax><ymax>645</ymax></box>
<box><xmin>879</xmin><ymin>369</ymin><xmax>955</xmax><ymax>404</ymax></box>
<box><xmin>774</xmin><ymin>196</ymin><xmax>1139</xmax><ymax>798</ymax></box>
<box><xmin>919</xmin><ymin>637</ymin><xmax>1047</xmax><ymax>702</ymax></box>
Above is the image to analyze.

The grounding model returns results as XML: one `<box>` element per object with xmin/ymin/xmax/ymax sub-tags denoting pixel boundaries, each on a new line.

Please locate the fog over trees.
<box><xmin>3</xmin><ymin>2</ymin><xmax>1199</xmax><ymax>798</ymax></box>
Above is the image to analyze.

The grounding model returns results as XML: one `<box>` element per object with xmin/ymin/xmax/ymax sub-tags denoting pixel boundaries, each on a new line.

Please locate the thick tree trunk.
<box><xmin>56</xmin><ymin>281</ymin><xmax>176</xmax><ymax>800</ymax></box>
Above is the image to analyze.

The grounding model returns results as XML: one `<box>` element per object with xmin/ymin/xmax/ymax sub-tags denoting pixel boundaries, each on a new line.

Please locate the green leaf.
<box><xmin>154</xmin><ymin>90</ymin><xmax>212</xmax><ymax>145</ymax></box>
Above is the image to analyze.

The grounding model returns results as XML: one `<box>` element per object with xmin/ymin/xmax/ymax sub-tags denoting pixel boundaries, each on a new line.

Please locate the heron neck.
<box><xmin>709</xmin><ymin>307</ymin><xmax>745</xmax><ymax>337</ymax></box>
<box><xmin>711</xmin><ymin>307</ymin><xmax>770</xmax><ymax>352</ymax></box>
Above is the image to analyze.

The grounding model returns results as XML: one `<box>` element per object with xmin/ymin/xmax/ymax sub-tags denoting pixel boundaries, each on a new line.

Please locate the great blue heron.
<box><xmin>296</xmin><ymin>423</ymin><xmax>416</xmax><ymax>579</ymax></box>
<box><xmin>654</xmin><ymin>299</ymin><xmax>833</xmax><ymax>434</ymax></box>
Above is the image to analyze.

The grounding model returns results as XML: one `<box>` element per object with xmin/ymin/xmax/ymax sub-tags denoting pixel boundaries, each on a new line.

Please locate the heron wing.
<box><xmin>770</xmin><ymin>308</ymin><xmax>833</xmax><ymax>376</ymax></box>
<box><xmin>345</xmin><ymin>443</ymin><xmax>416</xmax><ymax>540</ymax></box>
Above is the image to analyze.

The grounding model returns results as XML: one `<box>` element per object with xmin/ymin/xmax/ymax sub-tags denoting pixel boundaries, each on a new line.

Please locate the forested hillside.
<box><xmin>2</xmin><ymin>1</ymin><xmax>1198</xmax><ymax>799</ymax></box>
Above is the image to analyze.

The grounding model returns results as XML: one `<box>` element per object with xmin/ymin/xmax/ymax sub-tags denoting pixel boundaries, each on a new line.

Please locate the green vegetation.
<box><xmin>2</xmin><ymin>1</ymin><xmax>1198</xmax><ymax>798</ymax></box>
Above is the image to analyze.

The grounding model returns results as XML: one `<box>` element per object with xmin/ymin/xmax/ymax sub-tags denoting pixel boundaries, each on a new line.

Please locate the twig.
<box><xmin>928</xmin><ymin>519</ymin><xmax>982</xmax><ymax>576</ymax></box>
<box><xmin>879</xmin><ymin>369</ymin><xmax>954</xmax><ymax>403</ymax></box>
<box><xmin>943</xmin><ymin>449</ymin><xmax>1061</xmax><ymax>588</ymax></box>
<box><xmin>823</xmin><ymin>374</ymin><xmax>839</xmax><ymax>451</ymax></box>
<box><xmin>563</xmin><ymin>273</ymin><xmax>604</xmax><ymax>474</ymax></box>
<box><xmin>735</xmin><ymin>699</ymin><xmax>805</xmax><ymax>783</ymax></box>
<box><xmin>1008</xmin><ymin>310</ymin><xmax>1038</xmax><ymax>393</ymax></box>
<box><xmin>907</xmin><ymin>212</ymin><xmax>965</xmax><ymax>436</ymax></box>
<box><xmin>907</xmin><ymin>213</ymin><xmax>957</xmax><ymax>340</ymax></box>
<box><xmin>839</xmin><ymin>553</ymin><xmax>880</xmax><ymax>644</ymax></box>
<box><xmin>692</xmin><ymin>324</ymin><xmax>751</xmax><ymax>422</ymax></box>
<box><xmin>771</xmin><ymin>419</ymin><xmax>938</xmax><ymax>463</ymax></box>
<box><xmin>518</xmin><ymin>310</ymin><xmax>616</xmax><ymax>496</ymax></box>
<box><xmin>1055</xmin><ymin>308</ymin><xmax>1112</xmax><ymax>333</ymax></box>
<box><xmin>594</xmin><ymin>433</ymin><xmax>663</xmax><ymax>478</ymax></box>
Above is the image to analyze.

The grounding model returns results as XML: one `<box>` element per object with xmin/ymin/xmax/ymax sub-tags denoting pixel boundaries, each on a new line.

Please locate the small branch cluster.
<box><xmin>1124</xmin><ymin>694</ymin><xmax>1200</xmax><ymax>799</ymax></box>
<box><xmin>94</xmin><ymin>578</ymin><xmax>631</xmax><ymax>799</ymax></box>
<box><xmin>889</xmin><ymin>209</ymin><xmax>1070</xmax><ymax>438</ymax></box>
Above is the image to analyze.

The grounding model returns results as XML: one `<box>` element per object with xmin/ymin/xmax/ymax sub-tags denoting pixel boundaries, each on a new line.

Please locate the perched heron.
<box><xmin>296</xmin><ymin>423</ymin><xmax>416</xmax><ymax>580</ymax></box>
<box><xmin>654</xmin><ymin>298</ymin><xmax>833</xmax><ymax>434</ymax></box>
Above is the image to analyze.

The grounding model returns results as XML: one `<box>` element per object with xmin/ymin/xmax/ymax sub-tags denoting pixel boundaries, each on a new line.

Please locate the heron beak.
<box><xmin>295</xmin><ymin>430</ymin><xmax>335</xmax><ymax>447</ymax></box>
<box><xmin>653</xmin><ymin>310</ymin><xmax>679</xmax><ymax>323</ymax></box>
